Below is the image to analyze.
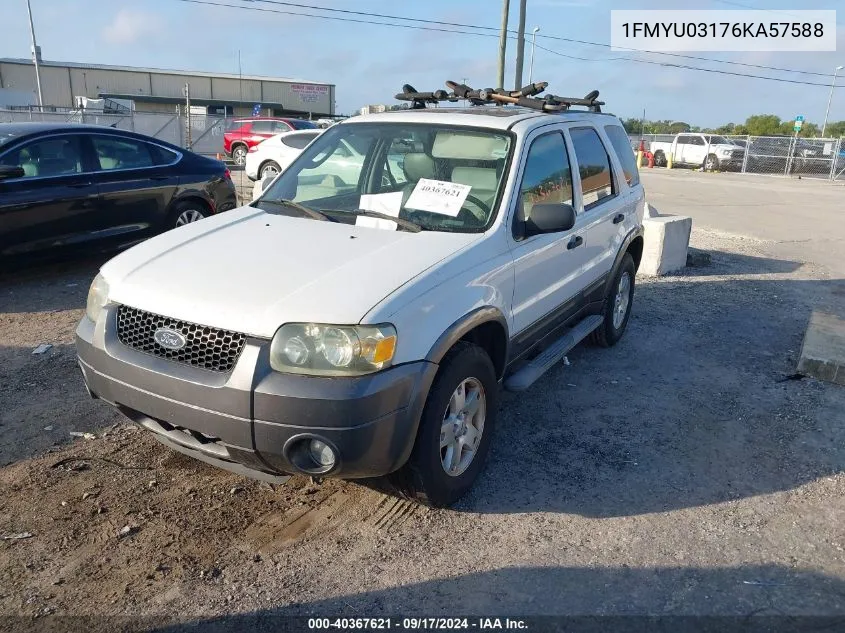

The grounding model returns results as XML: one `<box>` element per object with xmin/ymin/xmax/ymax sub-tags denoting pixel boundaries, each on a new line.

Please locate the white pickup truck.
<box><xmin>649</xmin><ymin>133</ymin><xmax>745</xmax><ymax>171</ymax></box>
<box><xmin>77</xmin><ymin>92</ymin><xmax>645</xmax><ymax>507</ymax></box>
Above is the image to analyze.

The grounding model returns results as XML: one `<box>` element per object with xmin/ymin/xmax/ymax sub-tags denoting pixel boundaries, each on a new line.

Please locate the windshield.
<box><xmin>706</xmin><ymin>135</ymin><xmax>731</xmax><ymax>145</ymax></box>
<box><xmin>259</xmin><ymin>122</ymin><xmax>512</xmax><ymax>233</ymax></box>
<box><xmin>0</xmin><ymin>130</ymin><xmax>22</xmax><ymax>150</ymax></box>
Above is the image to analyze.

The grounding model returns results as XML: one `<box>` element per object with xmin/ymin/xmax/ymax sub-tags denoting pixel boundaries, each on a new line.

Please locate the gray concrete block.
<box><xmin>798</xmin><ymin>311</ymin><xmax>845</xmax><ymax>386</ymax></box>
<box><xmin>639</xmin><ymin>215</ymin><xmax>693</xmax><ymax>276</ymax></box>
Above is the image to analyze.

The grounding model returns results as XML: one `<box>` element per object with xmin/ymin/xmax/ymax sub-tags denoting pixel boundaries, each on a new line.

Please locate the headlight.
<box><xmin>270</xmin><ymin>323</ymin><xmax>397</xmax><ymax>376</ymax></box>
<box><xmin>85</xmin><ymin>273</ymin><xmax>110</xmax><ymax>322</ymax></box>
<box><xmin>717</xmin><ymin>148</ymin><xmax>732</xmax><ymax>155</ymax></box>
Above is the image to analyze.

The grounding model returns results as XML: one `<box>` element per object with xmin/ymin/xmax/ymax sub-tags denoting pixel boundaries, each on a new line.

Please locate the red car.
<box><xmin>224</xmin><ymin>117</ymin><xmax>318</xmax><ymax>165</ymax></box>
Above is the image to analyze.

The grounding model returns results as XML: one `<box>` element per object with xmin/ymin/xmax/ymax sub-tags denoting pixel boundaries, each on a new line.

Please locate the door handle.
<box><xmin>68</xmin><ymin>181</ymin><xmax>94</xmax><ymax>189</ymax></box>
<box><xmin>567</xmin><ymin>236</ymin><xmax>583</xmax><ymax>250</ymax></box>
<box><xmin>612</xmin><ymin>213</ymin><xmax>625</xmax><ymax>224</ymax></box>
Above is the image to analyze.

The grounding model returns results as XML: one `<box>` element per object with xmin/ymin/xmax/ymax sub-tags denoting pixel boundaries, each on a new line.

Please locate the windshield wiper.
<box><xmin>333</xmin><ymin>209</ymin><xmax>422</xmax><ymax>233</ymax></box>
<box><xmin>257</xmin><ymin>199</ymin><xmax>336</xmax><ymax>222</ymax></box>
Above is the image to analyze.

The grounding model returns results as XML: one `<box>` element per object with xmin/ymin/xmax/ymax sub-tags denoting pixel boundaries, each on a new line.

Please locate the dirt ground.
<box><xmin>1</xmin><ymin>173</ymin><xmax>845</xmax><ymax>630</ymax></box>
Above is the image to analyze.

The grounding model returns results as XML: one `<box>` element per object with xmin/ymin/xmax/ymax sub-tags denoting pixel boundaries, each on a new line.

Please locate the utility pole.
<box><xmin>822</xmin><ymin>65</ymin><xmax>843</xmax><ymax>137</ymax></box>
<box><xmin>25</xmin><ymin>0</ymin><xmax>44</xmax><ymax>111</ymax></box>
<box><xmin>184</xmin><ymin>83</ymin><xmax>192</xmax><ymax>150</ymax></box>
<box><xmin>496</xmin><ymin>0</ymin><xmax>510</xmax><ymax>91</ymax></box>
<box><xmin>513</xmin><ymin>0</ymin><xmax>527</xmax><ymax>90</ymax></box>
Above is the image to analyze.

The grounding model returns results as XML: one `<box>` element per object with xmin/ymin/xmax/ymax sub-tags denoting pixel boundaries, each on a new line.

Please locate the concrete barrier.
<box><xmin>639</xmin><ymin>205</ymin><xmax>693</xmax><ymax>276</ymax></box>
<box><xmin>797</xmin><ymin>311</ymin><xmax>845</xmax><ymax>385</ymax></box>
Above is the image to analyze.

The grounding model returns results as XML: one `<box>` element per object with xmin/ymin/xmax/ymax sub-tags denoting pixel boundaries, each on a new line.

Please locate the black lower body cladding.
<box><xmin>76</xmin><ymin>306</ymin><xmax>437</xmax><ymax>481</ymax></box>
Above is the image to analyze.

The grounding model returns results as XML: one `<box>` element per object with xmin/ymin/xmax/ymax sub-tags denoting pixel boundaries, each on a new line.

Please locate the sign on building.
<box><xmin>291</xmin><ymin>84</ymin><xmax>329</xmax><ymax>104</ymax></box>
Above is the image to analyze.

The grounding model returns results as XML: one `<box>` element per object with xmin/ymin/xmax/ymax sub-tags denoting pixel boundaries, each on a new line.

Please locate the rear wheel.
<box><xmin>653</xmin><ymin>150</ymin><xmax>667</xmax><ymax>167</ymax></box>
<box><xmin>591</xmin><ymin>253</ymin><xmax>635</xmax><ymax>348</ymax></box>
<box><xmin>169</xmin><ymin>201</ymin><xmax>209</xmax><ymax>230</ymax></box>
<box><xmin>386</xmin><ymin>342</ymin><xmax>497</xmax><ymax>507</ymax></box>
<box><xmin>232</xmin><ymin>145</ymin><xmax>248</xmax><ymax>166</ymax></box>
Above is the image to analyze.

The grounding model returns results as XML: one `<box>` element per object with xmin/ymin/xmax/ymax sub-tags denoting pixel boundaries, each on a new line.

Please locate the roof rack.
<box><xmin>394</xmin><ymin>81</ymin><xmax>604</xmax><ymax>113</ymax></box>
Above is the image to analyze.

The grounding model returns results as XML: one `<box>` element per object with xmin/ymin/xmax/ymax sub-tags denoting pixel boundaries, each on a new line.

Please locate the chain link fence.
<box><xmin>0</xmin><ymin>107</ymin><xmax>230</xmax><ymax>159</ymax></box>
<box><xmin>630</xmin><ymin>132</ymin><xmax>845</xmax><ymax>181</ymax></box>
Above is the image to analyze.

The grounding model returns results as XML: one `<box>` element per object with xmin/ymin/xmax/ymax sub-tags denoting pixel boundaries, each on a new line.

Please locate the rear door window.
<box><xmin>569</xmin><ymin>127</ymin><xmax>616</xmax><ymax>211</ymax></box>
<box><xmin>251</xmin><ymin>121</ymin><xmax>274</xmax><ymax>134</ymax></box>
<box><xmin>91</xmin><ymin>136</ymin><xmax>155</xmax><ymax>171</ymax></box>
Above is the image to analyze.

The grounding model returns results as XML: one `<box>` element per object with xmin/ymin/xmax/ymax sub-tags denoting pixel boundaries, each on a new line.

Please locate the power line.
<box><xmin>534</xmin><ymin>43</ymin><xmax>845</xmax><ymax>88</ymax></box>
<box><xmin>177</xmin><ymin>0</ymin><xmax>844</xmax><ymax>88</ymax></box>
<box><xmin>176</xmin><ymin>0</ymin><xmax>619</xmax><ymax>62</ymax></box>
<box><xmin>233</xmin><ymin>0</ymin><xmax>841</xmax><ymax>78</ymax></box>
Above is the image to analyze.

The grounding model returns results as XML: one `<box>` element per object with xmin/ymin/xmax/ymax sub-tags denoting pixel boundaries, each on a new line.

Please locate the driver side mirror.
<box><xmin>525</xmin><ymin>202</ymin><xmax>576</xmax><ymax>237</ymax></box>
<box><xmin>0</xmin><ymin>165</ymin><xmax>25</xmax><ymax>181</ymax></box>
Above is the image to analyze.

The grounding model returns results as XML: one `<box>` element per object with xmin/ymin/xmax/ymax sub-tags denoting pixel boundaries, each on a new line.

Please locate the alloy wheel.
<box><xmin>175</xmin><ymin>209</ymin><xmax>205</xmax><ymax>226</ymax></box>
<box><xmin>440</xmin><ymin>377</ymin><xmax>486</xmax><ymax>477</ymax></box>
<box><xmin>613</xmin><ymin>272</ymin><xmax>631</xmax><ymax>330</ymax></box>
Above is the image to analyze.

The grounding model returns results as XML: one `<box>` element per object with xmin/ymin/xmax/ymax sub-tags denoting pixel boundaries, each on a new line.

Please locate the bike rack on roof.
<box><xmin>394</xmin><ymin>81</ymin><xmax>604</xmax><ymax>113</ymax></box>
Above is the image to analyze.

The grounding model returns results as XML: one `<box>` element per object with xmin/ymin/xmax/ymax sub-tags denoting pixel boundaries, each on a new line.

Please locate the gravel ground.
<box><xmin>1</xmin><ymin>211</ymin><xmax>844</xmax><ymax>629</ymax></box>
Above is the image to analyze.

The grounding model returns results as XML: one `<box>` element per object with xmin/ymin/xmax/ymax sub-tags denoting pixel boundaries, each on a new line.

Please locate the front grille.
<box><xmin>115</xmin><ymin>305</ymin><xmax>247</xmax><ymax>372</ymax></box>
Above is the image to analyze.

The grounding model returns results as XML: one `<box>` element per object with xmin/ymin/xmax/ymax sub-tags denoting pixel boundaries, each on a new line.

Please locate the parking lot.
<box><xmin>1</xmin><ymin>170</ymin><xmax>844</xmax><ymax>625</ymax></box>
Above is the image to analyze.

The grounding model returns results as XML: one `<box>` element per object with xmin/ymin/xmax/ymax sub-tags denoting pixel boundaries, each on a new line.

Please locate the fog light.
<box><xmin>309</xmin><ymin>439</ymin><xmax>336</xmax><ymax>467</ymax></box>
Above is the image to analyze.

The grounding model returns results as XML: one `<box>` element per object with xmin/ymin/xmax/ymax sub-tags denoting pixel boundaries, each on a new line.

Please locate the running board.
<box><xmin>504</xmin><ymin>315</ymin><xmax>603</xmax><ymax>392</ymax></box>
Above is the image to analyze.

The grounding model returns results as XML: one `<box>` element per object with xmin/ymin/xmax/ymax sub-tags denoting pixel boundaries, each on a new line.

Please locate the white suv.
<box><xmin>77</xmin><ymin>99</ymin><xmax>645</xmax><ymax>507</ymax></box>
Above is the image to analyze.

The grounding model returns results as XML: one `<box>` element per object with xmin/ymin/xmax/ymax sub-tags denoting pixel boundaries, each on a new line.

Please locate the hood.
<box><xmin>102</xmin><ymin>206</ymin><xmax>480</xmax><ymax>337</ymax></box>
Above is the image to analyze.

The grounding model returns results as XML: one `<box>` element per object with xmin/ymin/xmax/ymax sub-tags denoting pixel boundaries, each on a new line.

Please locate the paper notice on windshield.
<box><xmin>405</xmin><ymin>179</ymin><xmax>471</xmax><ymax>217</ymax></box>
<box><xmin>357</xmin><ymin>192</ymin><xmax>403</xmax><ymax>230</ymax></box>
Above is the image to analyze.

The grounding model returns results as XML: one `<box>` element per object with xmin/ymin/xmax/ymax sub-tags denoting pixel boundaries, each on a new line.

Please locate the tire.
<box><xmin>260</xmin><ymin>161</ymin><xmax>281</xmax><ymax>179</ymax></box>
<box><xmin>386</xmin><ymin>342</ymin><xmax>498</xmax><ymax>507</ymax></box>
<box><xmin>168</xmin><ymin>201</ymin><xmax>209</xmax><ymax>229</ymax></box>
<box><xmin>591</xmin><ymin>253</ymin><xmax>635</xmax><ymax>348</ymax></box>
<box><xmin>703</xmin><ymin>153</ymin><xmax>719</xmax><ymax>172</ymax></box>
<box><xmin>653</xmin><ymin>151</ymin><xmax>667</xmax><ymax>167</ymax></box>
<box><xmin>232</xmin><ymin>145</ymin><xmax>248</xmax><ymax>166</ymax></box>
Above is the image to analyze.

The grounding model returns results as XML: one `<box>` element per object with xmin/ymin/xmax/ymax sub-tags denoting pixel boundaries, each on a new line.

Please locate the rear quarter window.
<box><xmin>149</xmin><ymin>144</ymin><xmax>180</xmax><ymax>166</ymax></box>
<box><xmin>604</xmin><ymin>125</ymin><xmax>640</xmax><ymax>186</ymax></box>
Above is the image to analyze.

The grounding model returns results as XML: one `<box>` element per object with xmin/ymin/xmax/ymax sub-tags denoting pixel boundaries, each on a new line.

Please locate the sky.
<box><xmin>1</xmin><ymin>0</ymin><xmax>843</xmax><ymax>127</ymax></box>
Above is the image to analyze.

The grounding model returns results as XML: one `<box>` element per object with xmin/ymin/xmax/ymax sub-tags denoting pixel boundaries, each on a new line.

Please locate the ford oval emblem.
<box><xmin>154</xmin><ymin>328</ymin><xmax>186</xmax><ymax>350</ymax></box>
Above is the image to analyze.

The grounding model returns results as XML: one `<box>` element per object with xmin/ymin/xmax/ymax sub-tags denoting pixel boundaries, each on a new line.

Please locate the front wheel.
<box><xmin>703</xmin><ymin>153</ymin><xmax>719</xmax><ymax>171</ymax></box>
<box><xmin>592</xmin><ymin>253</ymin><xmax>635</xmax><ymax>348</ymax></box>
<box><xmin>260</xmin><ymin>161</ymin><xmax>281</xmax><ymax>179</ymax></box>
<box><xmin>386</xmin><ymin>342</ymin><xmax>498</xmax><ymax>507</ymax></box>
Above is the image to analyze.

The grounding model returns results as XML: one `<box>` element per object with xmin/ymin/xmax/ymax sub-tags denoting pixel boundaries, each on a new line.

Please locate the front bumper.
<box><xmin>76</xmin><ymin>307</ymin><xmax>437</xmax><ymax>481</ymax></box>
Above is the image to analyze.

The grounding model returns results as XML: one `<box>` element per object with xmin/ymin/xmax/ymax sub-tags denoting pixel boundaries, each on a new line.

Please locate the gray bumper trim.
<box><xmin>77</xmin><ymin>310</ymin><xmax>439</xmax><ymax>479</ymax></box>
<box><xmin>150</xmin><ymin>432</ymin><xmax>291</xmax><ymax>485</ymax></box>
